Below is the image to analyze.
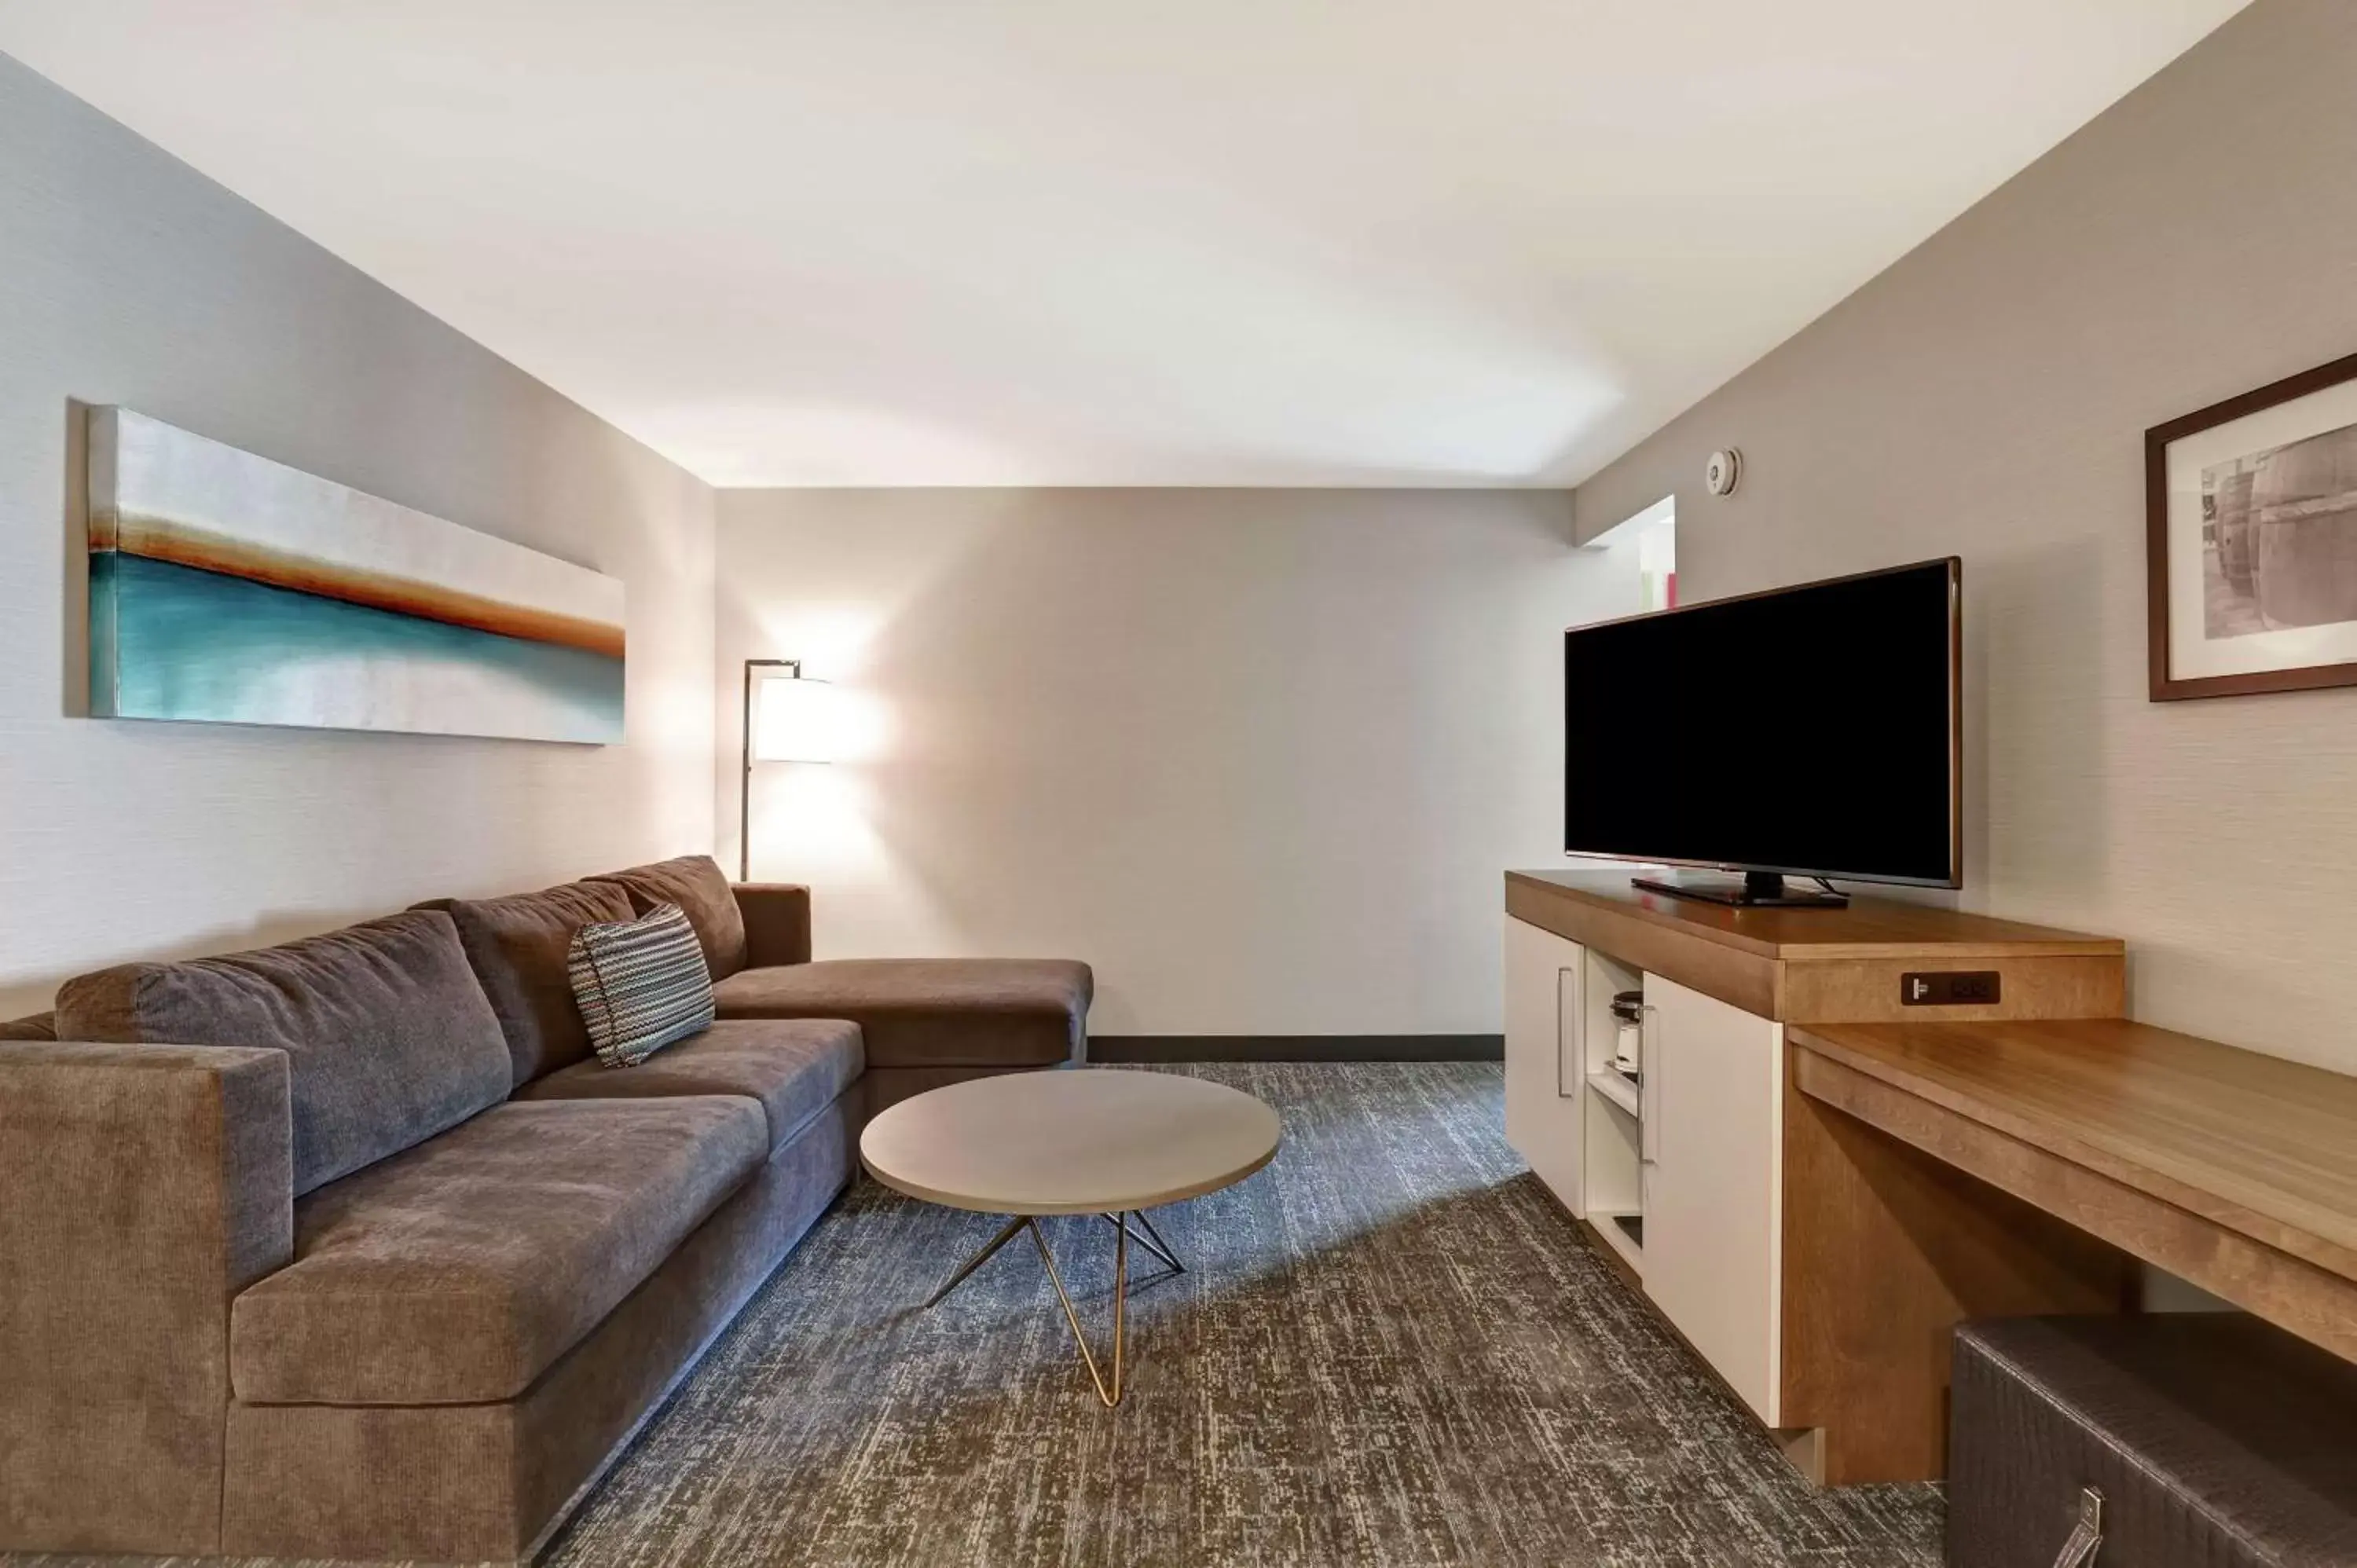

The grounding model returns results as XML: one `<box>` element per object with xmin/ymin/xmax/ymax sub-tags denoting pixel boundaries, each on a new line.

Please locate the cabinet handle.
<box><xmin>1556</xmin><ymin>968</ymin><xmax>1580</xmax><ymax>1098</ymax></box>
<box><xmin>1639</xmin><ymin>1002</ymin><xmax>1661</xmax><ymax>1166</ymax></box>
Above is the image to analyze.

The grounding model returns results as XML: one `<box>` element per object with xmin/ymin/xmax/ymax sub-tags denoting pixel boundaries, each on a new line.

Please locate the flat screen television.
<box><xmin>1563</xmin><ymin>557</ymin><xmax>1960</xmax><ymax>907</ymax></box>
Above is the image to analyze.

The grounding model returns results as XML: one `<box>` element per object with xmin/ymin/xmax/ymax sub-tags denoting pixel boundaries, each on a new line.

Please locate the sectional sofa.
<box><xmin>0</xmin><ymin>854</ymin><xmax>1091</xmax><ymax>1563</ymax></box>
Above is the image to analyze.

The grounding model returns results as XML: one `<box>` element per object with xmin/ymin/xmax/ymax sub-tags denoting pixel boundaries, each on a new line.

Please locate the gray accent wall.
<box><xmin>0</xmin><ymin>53</ymin><xmax>719</xmax><ymax>1014</ymax></box>
<box><xmin>1571</xmin><ymin>0</ymin><xmax>2357</xmax><ymax>1072</ymax></box>
<box><xmin>717</xmin><ymin>488</ymin><xmax>1624</xmax><ymax>1036</ymax></box>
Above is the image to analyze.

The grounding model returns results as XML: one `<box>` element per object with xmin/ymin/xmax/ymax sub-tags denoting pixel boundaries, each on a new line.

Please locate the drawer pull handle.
<box><xmin>2051</xmin><ymin>1486</ymin><xmax>2103</xmax><ymax>1568</ymax></box>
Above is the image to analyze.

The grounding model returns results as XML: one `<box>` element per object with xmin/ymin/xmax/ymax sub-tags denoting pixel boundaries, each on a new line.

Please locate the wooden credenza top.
<box><xmin>1506</xmin><ymin>872</ymin><xmax>2124</xmax><ymax>959</ymax></box>
<box><xmin>1794</xmin><ymin>1017</ymin><xmax>2357</xmax><ymax>1286</ymax></box>
<box><xmin>1505</xmin><ymin>871</ymin><xmax>2124</xmax><ymax>1024</ymax></box>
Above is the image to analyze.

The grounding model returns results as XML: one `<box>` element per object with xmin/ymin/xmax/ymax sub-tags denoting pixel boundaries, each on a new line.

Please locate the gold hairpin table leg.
<box><xmin>922</xmin><ymin>1213</ymin><xmax>1030</xmax><ymax>1308</ymax></box>
<box><xmin>1102</xmin><ymin>1209</ymin><xmax>1184</xmax><ymax>1273</ymax></box>
<box><xmin>926</xmin><ymin>1209</ymin><xmax>1161</xmax><ymax>1406</ymax></box>
<box><xmin>1031</xmin><ymin>1212</ymin><xmax>1128</xmax><ymax>1407</ymax></box>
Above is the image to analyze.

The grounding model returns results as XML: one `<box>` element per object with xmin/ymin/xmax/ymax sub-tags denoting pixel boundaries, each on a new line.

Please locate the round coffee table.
<box><xmin>860</xmin><ymin>1069</ymin><xmax>1281</xmax><ymax>1406</ymax></box>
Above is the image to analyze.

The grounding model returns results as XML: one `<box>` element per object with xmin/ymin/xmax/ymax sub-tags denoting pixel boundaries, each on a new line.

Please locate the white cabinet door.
<box><xmin>1503</xmin><ymin>915</ymin><xmax>1584</xmax><ymax>1213</ymax></box>
<box><xmin>1641</xmin><ymin>973</ymin><xmax>1783</xmax><ymax>1423</ymax></box>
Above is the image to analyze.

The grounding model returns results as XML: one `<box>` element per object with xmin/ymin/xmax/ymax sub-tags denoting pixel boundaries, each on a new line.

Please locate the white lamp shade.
<box><xmin>751</xmin><ymin>672</ymin><xmax>845</xmax><ymax>762</ymax></box>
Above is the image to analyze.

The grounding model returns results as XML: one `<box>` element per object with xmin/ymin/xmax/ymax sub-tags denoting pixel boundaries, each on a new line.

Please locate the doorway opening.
<box><xmin>1585</xmin><ymin>496</ymin><xmax>1676</xmax><ymax>612</ymax></box>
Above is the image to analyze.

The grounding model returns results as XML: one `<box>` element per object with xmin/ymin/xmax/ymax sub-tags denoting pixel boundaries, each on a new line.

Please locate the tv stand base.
<box><xmin>1631</xmin><ymin>871</ymin><xmax>1849</xmax><ymax>909</ymax></box>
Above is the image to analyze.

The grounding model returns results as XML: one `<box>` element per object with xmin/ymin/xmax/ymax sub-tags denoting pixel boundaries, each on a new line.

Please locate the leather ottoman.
<box><xmin>1948</xmin><ymin>1315</ymin><xmax>2357</xmax><ymax>1567</ymax></box>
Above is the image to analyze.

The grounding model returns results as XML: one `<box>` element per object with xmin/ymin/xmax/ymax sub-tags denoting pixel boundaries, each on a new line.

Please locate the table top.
<box><xmin>859</xmin><ymin>1069</ymin><xmax>1283</xmax><ymax>1215</ymax></box>
<box><xmin>1791</xmin><ymin>1017</ymin><xmax>2357</xmax><ymax>1284</ymax></box>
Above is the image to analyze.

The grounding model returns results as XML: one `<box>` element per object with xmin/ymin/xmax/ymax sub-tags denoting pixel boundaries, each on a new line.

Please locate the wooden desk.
<box><xmin>1791</xmin><ymin>1017</ymin><xmax>2357</xmax><ymax>1368</ymax></box>
<box><xmin>1506</xmin><ymin>873</ymin><xmax>2357</xmax><ymax>1486</ymax></box>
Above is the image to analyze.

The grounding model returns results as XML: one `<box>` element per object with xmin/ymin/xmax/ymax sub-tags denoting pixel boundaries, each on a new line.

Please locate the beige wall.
<box><xmin>1573</xmin><ymin>0</ymin><xmax>2357</xmax><ymax>1072</ymax></box>
<box><xmin>717</xmin><ymin>489</ymin><xmax>1625</xmax><ymax>1036</ymax></box>
<box><xmin>0</xmin><ymin>54</ymin><xmax>718</xmax><ymax>1014</ymax></box>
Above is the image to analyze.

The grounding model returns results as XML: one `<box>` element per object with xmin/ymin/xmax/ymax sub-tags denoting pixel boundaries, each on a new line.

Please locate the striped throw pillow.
<box><xmin>568</xmin><ymin>903</ymin><xmax>715</xmax><ymax>1068</ymax></box>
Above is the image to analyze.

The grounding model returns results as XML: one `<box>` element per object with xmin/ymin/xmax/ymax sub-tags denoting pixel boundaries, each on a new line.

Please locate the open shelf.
<box><xmin>1587</xmin><ymin>1068</ymin><xmax>1640</xmax><ymax>1120</ymax></box>
<box><xmin>1582</xmin><ymin>950</ymin><xmax>1644</xmax><ymax>1082</ymax></box>
<box><xmin>1582</xmin><ymin>1077</ymin><xmax>1643</xmax><ymax>1273</ymax></box>
<box><xmin>1594</xmin><ymin>1208</ymin><xmax>1644</xmax><ymax>1272</ymax></box>
<box><xmin>1577</xmin><ymin>948</ymin><xmax>1647</xmax><ymax>1280</ymax></box>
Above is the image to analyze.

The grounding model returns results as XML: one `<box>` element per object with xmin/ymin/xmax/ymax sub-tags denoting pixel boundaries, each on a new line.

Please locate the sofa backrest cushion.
<box><xmin>417</xmin><ymin>879</ymin><xmax>638</xmax><ymax>1086</ymax></box>
<box><xmin>0</xmin><ymin>1010</ymin><xmax>57</xmax><ymax>1040</ymax></box>
<box><xmin>54</xmin><ymin>910</ymin><xmax>510</xmax><ymax>1196</ymax></box>
<box><xmin>588</xmin><ymin>855</ymin><xmax>747</xmax><ymax>981</ymax></box>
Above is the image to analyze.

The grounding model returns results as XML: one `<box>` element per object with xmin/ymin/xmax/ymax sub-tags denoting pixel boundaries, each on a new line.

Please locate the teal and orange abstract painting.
<box><xmin>87</xmin><ymin>408</ymin><xmax>625</xmax><ymax>744</ymax></box>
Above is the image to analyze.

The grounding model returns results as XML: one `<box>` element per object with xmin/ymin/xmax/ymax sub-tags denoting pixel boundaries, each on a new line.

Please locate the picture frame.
<box><xmin>2147</xmin><ymin>349</ymin><xmax>2357</xmax><ymax>701</ymax></box>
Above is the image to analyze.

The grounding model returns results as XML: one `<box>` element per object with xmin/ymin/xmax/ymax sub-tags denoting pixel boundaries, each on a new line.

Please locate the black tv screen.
<box><xmin>1563</xmin><ymin>558</ymin><xmax>1960</xmax><ymax>887</ymax></box>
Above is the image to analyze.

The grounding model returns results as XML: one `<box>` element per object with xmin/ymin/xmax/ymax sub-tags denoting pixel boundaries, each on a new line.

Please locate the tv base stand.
<box><xmin>1631</xmin><ymin>870</ymin><xmax>1848</xmax><ymax>908</ymax></box>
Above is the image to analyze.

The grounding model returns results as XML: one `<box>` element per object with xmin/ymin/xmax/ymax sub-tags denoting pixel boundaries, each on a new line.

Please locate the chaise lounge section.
<box><xmin>0</xmin><ymin>855</ymin><xmax>1089</xmax><ymax>1563</ymax></box>
<box><xmin>589</xmin><ymin>856</ymin><xmax>1093</xmax><ymax>1114</ymax></box>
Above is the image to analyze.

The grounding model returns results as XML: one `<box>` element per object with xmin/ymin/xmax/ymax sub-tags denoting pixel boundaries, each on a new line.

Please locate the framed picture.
<box><xmin>2148</xmin><ymin>350</ymin><xmax>2357</xmax><ymax>700</ymax></box>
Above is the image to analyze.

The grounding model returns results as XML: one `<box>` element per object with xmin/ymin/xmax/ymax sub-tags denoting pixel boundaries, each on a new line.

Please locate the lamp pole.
<box><xmin>740</xmin><ymin>658</ymin><xmax>798</xmax><ymax>882</ymax></box>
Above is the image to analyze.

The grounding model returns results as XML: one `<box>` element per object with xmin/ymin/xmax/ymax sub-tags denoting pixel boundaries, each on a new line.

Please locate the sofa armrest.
<box><xmin>734</xmin><ymin>882</ymin><xmax>812</xmax><ymax>968</ymax></box>
<box><xmin>0</xmin><ymin>1041</ymin><xmax>292</xmax><ymax>1555</ymax></box>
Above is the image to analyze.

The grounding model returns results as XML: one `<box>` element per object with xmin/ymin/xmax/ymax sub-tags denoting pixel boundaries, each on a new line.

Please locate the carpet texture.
<box><xmin>8</xmin><ymin>1061</ymin><xmax>1944</xmax><ymax>1567</ymax></box>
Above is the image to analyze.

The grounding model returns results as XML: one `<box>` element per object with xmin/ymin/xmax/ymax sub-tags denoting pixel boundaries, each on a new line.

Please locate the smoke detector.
<box><xmin>1704</xmin><ymin>448</ymin><xmax>1743</xmax><ymax>496</ymax></box>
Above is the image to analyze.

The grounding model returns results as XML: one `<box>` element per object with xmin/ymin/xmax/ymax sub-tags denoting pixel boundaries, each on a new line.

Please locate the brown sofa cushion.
<box><xmin>229</xmin><ymin>1097</ymin><xmax>765</xmax><ymax>1406</ymax></box>
<box><xmin>0</xmin><ymin>1011</ymin><xmax>57</xmax><ymax>1040</ymax></box>
<box><xmin>591</xmin><ymin>855</ymin><xmax>747</xmax><ymax>980</ymax></box>
<box><xmin>217</xmin><ymin>1102</ymin><xmax>857</xmax><ymax>1563</ymax></box>
<box><xmin>417</xmin><ymin>879</ymin><xmax>636</xmax><ymax>1086</ymax></box>
<box><xmin>516</xmin><ymin>1017</ymin><xmax>862</xmax><ymax>1150</ymax></box>
<box><xmin>710</xmin><ymin>958</ymin><xmax>1091</xmax><ymax>1068</ymax></box>
<box><xmin>56</xmin><ymin>911</ymin><xmax>511</xmax><ymax>1196</ymax></box>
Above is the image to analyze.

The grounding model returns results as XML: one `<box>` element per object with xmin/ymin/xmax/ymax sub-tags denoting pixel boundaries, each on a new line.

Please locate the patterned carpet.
<box><xmin>13</xmin><ymin>1062</ymin><xmax>1945</xmax><ymax>1567</ymax></box>
<box><xmin>549</xmin><ymin>1061</ymin><xmax>1942</xmax><ymax>1568</ymax></box>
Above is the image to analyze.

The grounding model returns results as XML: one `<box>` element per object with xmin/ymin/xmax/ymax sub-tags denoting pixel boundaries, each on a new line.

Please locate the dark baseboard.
<box><xmin>1090</xmin><ymin>1035</ymin><xmax>1504</xmax><ymax>1063</ymax></box>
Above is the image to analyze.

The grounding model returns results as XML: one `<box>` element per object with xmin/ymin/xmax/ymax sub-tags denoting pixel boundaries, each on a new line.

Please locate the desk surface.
<box><xmin>1792</xmin><ymin>1017</ymin><xmax>2357</xmax><ymax>1335</ymax></box>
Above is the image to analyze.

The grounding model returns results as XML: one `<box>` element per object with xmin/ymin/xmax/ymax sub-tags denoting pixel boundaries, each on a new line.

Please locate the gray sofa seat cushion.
<box><xmin>515</xmin><ymin>1017</ymin><xmax>863</xmax><ymax>1151</ymax></box>
<box><xmin>55</xmin><ymin>911</ymin><xmax>511</xmax><ymax>1196</ymax></box>
<box><xmin>416</xmin><ymin>879</ymin><xmax>637</xmax><ymax>1086</ymax></box>
<box><xmin>589</xmin><ymin>855</ymin><xmax>747</xmax><ymax>981</ymax></box>
<box><xmin>229</xmin><ymin>1097</ymin><xmax>766</xmax><ymax>1407</ymax></box>
<box><xmin>711</xmin><ymin>958</ymin><xmax>1091</xmax><ymax>1068</ymax></box>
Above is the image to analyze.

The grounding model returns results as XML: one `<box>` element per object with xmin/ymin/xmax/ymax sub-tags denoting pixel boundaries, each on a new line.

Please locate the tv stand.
<box><xmin>1503</xmin><ymin>871</ymin><xmax>2132</xmax><ymax>1486</ymax></box>
<box><xmin>1630</xmin><ymin>870</ymin><xmax>1848</xmax><ymax>908</ymax></box>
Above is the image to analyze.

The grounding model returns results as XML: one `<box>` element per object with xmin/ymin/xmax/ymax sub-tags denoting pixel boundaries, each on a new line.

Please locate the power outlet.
<box><xmin>1901</xmin><ymin>970</ymin><xmax>2001</xmax><ymax>1006</ymax></box>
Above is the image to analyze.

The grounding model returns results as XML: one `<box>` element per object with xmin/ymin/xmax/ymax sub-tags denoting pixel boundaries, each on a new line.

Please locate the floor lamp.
<box><xmin>740</xmin><ymin>658</ymin><xmax>837</xmax><ymax>881</ymax></box>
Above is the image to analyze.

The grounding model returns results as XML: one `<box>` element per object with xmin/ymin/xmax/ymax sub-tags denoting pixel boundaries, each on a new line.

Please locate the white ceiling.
<box><xmin>2</xmin><ymin>2</ymin><xmax>2247</xmax><ymax>488</ymax></box>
